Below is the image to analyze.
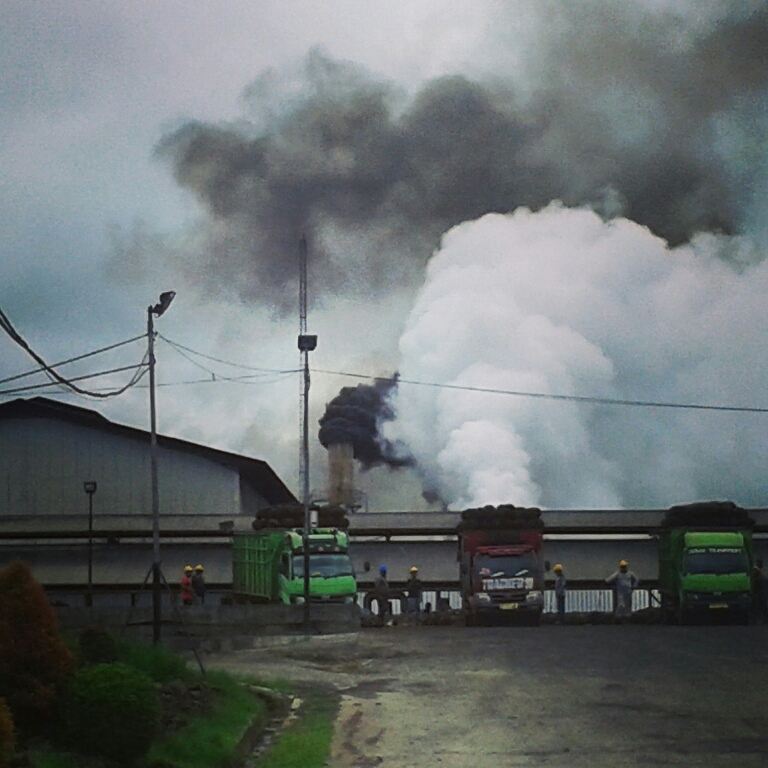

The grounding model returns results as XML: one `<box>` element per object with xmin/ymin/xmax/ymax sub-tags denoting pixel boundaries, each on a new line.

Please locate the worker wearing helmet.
<box><xmin>373</xmin><ymin>565</ymin><xmax>391</xmax><ymax>624</ymax></box>
<box><xmin>606</xmin><ymin>559</ymin><xmax>639</xmax><ymax>620</ymax></box>
<box><xmin>180</xmin><ymin>565</ymin><xmax>194</xmax><ymax>606</ymax></box>
<box><xmin>191</xmin><ymin>563</ymin><xmax>207</xmax><ymax>604</ymax></box>
<box><xmin>553</xmin><ymin>564</ymin><xmax>567</xmax><ymax>623</ymax></box>
<box><xmin>406</xmin><ymin>566</ymin><xmax>423</xmax><ymax>615</ymax></box>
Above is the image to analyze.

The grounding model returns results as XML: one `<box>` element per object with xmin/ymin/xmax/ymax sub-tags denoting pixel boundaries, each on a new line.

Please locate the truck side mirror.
<box><xmin>363</xmin><ymin>561</ymin><xmax>371</xmax><ymax>573</ymax></box>
<box><xmin>544</xmin><ymin>560</ymin><xmax>551</xmax><ymax>572</ymax></box>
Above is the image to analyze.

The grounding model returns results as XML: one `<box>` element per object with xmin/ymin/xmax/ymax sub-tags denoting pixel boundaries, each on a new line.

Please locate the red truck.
<box><xmin>458</xmin><ymin>506</ymin><xmax>547</xmax><ymax>626</ymax></box>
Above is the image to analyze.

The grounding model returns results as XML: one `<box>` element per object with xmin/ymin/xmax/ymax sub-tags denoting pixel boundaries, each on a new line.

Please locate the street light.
<box><xmin>83</xmin><ymin>481</ymin><xmax>97</xmax><ymax>608</ymax></box>
<box><xmin>148</xmin><ymin>291</ymin><xmax>175</xmax><ymax>644</ymax></box>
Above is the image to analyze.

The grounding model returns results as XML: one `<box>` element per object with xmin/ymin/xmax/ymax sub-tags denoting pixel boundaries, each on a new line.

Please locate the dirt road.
<box><xmin>207</xmin><ymin>625</ymin><xmax>768</xmax><ymax>767</ymax></box>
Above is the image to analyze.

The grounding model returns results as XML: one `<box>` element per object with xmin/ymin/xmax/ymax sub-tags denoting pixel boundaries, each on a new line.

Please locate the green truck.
<box><xmin>658</xmin><ymin>502</ymin><xmax>754</xmax><ymax>624</ymax></box>
<box><xmin>233</xmin><ymin>527</ymin><xmax>357</xmax><ymax>605</ymax></box>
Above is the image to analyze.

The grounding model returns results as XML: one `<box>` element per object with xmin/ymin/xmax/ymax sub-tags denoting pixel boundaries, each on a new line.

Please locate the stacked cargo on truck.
<box><xmin>457</xmin><ymin>505</ymin><xmax>546</xmax><ymax>625</ymax></box>
<box><xmin>658</xmin><ymin>501</ymin><xmax>754</xmax><ymax>624</ymax></box>
<box><xmin>232</xmin><ymin>504</ymin><xmax>357</xmax><ymax>605</ymax></box>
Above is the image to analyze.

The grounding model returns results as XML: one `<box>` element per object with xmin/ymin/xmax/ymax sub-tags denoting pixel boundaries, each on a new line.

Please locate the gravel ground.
<box><xmin>206</xmin><ymin>624</ymin><xmax>768</xmax><ymax>768</ymax></box>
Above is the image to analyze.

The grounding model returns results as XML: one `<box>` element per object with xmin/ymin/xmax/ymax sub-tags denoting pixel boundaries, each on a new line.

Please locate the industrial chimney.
<box><xmin>327</xmin><ymin>441</ymin><xmax>355</xmax><ymax>507</ymax></box>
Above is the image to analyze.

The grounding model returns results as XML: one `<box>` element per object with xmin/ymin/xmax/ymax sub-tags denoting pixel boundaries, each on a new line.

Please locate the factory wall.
<box><xmin>0</xmin><ymin>417</ymin><xmax>264</xmax><ymax>517</ymax></box>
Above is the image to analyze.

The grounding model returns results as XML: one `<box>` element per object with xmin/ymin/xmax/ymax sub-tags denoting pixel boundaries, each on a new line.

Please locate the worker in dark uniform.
<box><xmin>752</xmin><ymin>559</ymin><xmax>767</xmax><ymax>622</ymax></box>
<box><xmin>373</xmin><ymin>565</ymin><xmax>391</xmax><ymax>624</ymax></box>
<box><xmin>191</xmin><ymin>563</ymin><xmax>206</xmax><ymax>604</ymax></box>
<box><xmin>553</xmin><ymin>563</ymin><xmax>567</xmax><ymax>623</ymax></box>
<box><xmin>406</xmin><ymin>566</ymin><xmax>423</xmax><ymax>614</ymax></box>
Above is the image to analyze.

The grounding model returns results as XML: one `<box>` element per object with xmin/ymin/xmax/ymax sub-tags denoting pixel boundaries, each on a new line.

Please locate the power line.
<box><xmin>0</xmin><ymin>334</ymin><xmax>146</xmax><ymax>386</ymax></box>
<box><xmin>0</xmin><ymin>305</ymin><xmax>148</xmax><ymax>398</ymax></box>
<box><xmin>0</xmin><ymin>364</ymin><xmax>148</xmax><ymax>397</ymax></box>
<box><xmin>0</xmin><ymin>368</ymin><xmax>297</xmax><ymax>398</ymax></box>
<box><xmin>159</xmin><ymin>336</ymin><xmax>300</xmax><ymax>383</ymax></box>
<box><xmin>159</xmin><ymin>334</ymin><xmax>290</xmax><ymax>373</ymax></box>
<box><xmin>145</xmin><ymin>335</ymin><xmax>768</xmax><ymax>415</ymax></box>
<box><xmin>311</xmin><ymin>368</ymin><xmax>768</xmax><ymax>415</ymax></box>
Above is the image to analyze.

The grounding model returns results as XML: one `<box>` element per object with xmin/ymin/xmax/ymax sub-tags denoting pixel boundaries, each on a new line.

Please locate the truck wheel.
<box><xmin>465</xmin><ymin>612</ymin><xmax>476</xmax><ymax>627</ymax></box>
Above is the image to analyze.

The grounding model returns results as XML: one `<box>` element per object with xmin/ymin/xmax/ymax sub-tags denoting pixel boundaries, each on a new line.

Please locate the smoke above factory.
<box><xmin>382</xmin><ymin>203</ymin><xmax>768</xmax><ymax>508</ymax></box>
<box><xmin>150</xmin><ymin>1</ymin><xmax>768</xmax><ymax>509</ymax></box>
<box><xmin>156</xmin><ymin>3</ymin><xmax>768</xmax><ymax>314</ymax></box>
<box><xmin>318</xmin><ymin>378</ymin><xmax>412</xmax><ymax>470</ymax></box>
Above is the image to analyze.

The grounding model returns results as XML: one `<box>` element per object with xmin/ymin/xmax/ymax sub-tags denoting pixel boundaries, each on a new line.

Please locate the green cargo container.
<box><xmin>233</xmin><ymin>528</ymin><xmax>357</xmax><ymax>604</ymax></box>
<box><xmin>232</xmin><ymin>531</ymin><xmax>284</xmax><ymax>601</ymax></box>
<box><xmin>658</xmin><ymin>528</ymin><xmax>753</xmax><ymax>624</ymax></box>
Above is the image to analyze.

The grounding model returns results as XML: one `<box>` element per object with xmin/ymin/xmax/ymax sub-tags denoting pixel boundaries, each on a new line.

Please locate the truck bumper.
<box><xmin>682</xmin><ymin>593</ymin><xmax>751</xmax><ymax>621</ymax></box>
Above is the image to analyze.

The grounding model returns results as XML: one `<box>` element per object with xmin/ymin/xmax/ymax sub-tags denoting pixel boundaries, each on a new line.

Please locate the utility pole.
<box><xmin>84</xmin><ymin>481</ymin><xmax>97</xmax><ymax>608</ymax></box>
<box><xmin>147</xmin><ymin>291</ymin><xmax>175</xmax><ymax>645</ymax></box>
<box><xmin>297</xmin><ymin>236</ymin><xmax>317</xmax><ymax>634</ymax></box>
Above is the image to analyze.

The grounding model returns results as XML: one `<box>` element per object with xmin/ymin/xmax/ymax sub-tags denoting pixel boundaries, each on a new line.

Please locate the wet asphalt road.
<box><xmin>208</xmin><ymin>624</ymin><xmax>768</xmax><ymax>767</ymax></box>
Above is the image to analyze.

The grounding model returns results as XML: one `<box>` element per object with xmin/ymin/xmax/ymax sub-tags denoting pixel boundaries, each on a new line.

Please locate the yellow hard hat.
<box><xmin>184</xmin><ymin>565</ymin><xmax>193</xmax><ymax>573</ymax></box>
<box><xmin>619</xmin><ymin>559</ymin><xmax>629</xmax><ymax>568</ymax></box>
<box><xmin>553</xmin><ymin>563</ymin><xmax>563</xmax><ymax>573</ymax></box>
<box><xmin>409</xmin><ymin>566</ymin><xmax>419</xmax><ymax>573</ymax></box>
<box><xmin>194</xmin><ymin>564</ymin><xmax>204</xmax><ymax>572</ymax></box>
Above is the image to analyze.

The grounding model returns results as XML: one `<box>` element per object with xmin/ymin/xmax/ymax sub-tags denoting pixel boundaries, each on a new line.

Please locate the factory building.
<box><xmin>0</xmin><ymin>397</ymin><xmax>294</xmax><ymax>518</ymax></box>
<box><xmin>0</xmin><ymin>397</ymin><xmax>295</xmax><ymax>600</ymax></box>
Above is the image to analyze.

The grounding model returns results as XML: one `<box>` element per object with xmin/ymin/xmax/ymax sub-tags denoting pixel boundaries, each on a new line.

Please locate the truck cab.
<box><xmin>460</xmin><ymin>529</ymin><xmax>545</xmax><ymax>624</ymax></box>
<box><xmin>279</xmin><ymin>528</ymin><xmax>357</xmax><ymax>605</ymax></box>
<box><xmin>660</xmin><ymin>529</ymin><xmax>752</xmax><ymax>623</ymax></box>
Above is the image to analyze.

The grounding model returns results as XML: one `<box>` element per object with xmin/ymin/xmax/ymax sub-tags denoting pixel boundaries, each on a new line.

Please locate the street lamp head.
<box><xmin>151</xmin><ymin>291</ymin><xmax>176</xmax><ymax>317</ymax></box>
<box><xmin>83</xmin><ymin>481</ymin><xmax>97</xmax><ymax>494</ymax></box>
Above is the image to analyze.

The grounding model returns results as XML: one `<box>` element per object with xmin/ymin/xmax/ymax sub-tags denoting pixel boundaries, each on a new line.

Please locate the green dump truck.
<box><xmin>233</xmin><ymin>527</ymin><xmax>357</xmax><ymax>605</ymax></box>
<box><xmin>659</xmin><ymin>502</ymin><xmax>754</xmax><ymax>624</ymax></box>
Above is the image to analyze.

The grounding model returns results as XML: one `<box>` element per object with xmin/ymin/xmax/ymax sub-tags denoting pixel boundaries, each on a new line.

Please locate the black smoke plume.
<box><xmin>156</xmin><ymin>4</ymin><xmax>768</xmax><ymax>313</ymax></box>
<box><xmin>318</xmin><ymin>377</ymin><xmax>413</xmax><ymax>470</ymax></box>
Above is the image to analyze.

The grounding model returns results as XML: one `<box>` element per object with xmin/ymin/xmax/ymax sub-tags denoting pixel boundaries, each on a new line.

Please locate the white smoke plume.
<box><xmin>383</xmin><ymin>204</ymin><xmax>768</xmax><ymax>509</ymax></box>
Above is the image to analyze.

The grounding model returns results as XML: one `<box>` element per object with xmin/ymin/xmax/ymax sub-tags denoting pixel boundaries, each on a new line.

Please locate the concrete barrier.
<box><xmin>55</xmin><ymin>602</ymin><xmax>362</xmax><ymax>639</ymax></box>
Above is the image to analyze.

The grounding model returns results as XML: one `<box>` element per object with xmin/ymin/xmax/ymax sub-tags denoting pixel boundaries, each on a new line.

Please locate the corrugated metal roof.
<box><xmin>0</xmin><ymin>397</ymin><xmax>296</xmax><ymax>505</ymax></box>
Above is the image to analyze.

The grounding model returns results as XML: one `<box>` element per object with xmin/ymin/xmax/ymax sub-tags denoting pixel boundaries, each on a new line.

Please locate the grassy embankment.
<box><xmin>253</xmin><ymin>689</ymin><xmax>339</xmax><ymax>768</ymax></box>
<box><xmin>29</xmin><ymin>640</ymin><xmax>269</xmax><ymax>768</ymax></box>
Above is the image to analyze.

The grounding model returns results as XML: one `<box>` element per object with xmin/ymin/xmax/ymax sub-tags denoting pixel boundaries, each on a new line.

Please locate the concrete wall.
<box><xmin>0</xmin><ymin>417</ymin><xmax>259</xmax><ymax>517</ymax></box>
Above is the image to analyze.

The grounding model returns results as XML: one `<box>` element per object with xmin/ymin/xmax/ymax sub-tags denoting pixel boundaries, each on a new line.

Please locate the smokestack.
<box><xmin>327</xmin><ymin>442</ymin><xmax>355</xmax><ymax>507</ymax></box>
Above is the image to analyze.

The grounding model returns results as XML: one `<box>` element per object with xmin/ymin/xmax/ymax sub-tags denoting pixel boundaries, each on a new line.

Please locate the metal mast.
<box><xmin>297</xmin><ymin>235</ymin><xmax>316</xmax><ymax>633</ymax></box>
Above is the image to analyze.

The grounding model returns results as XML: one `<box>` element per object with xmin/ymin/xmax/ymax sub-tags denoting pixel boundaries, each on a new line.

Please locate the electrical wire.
<box><xmin>0</xmin><ymin>334</ymin><xmax>146</xmax><ymax>386</ymax></box>
<box><xmin>0</xmin><ymin>368</ymin><xmax>296</xmax><ymax>398</ymax></box>
<box><xmin>311</xmin><ymin>368</ymin><xmax>768</xmax><ymax>415</ymax></box>
<box><xmin>0</xmin><ymin>364</ymin><xmax>148</xmax><ymax>397</ymax></box>
<box><xmin>0</xmin><ymin>304</ymin><xmax>148</xmax><ymax>398</ymax></box>
<box><xmin>73</xmin><ymin>333</ymin><xmax>768</xmax><ymax>416</ymax></box>
<box><xmin>159</xmin><ymin>334</ymin><xmax>290</xmax><ymax>373</ymax></box>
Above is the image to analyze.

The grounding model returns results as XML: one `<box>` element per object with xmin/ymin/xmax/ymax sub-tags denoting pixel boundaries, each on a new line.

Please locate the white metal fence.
<box><xmin>359</xmin><ymin>589</ymin><xmax>659</xmax><ymax>615</ymax></box>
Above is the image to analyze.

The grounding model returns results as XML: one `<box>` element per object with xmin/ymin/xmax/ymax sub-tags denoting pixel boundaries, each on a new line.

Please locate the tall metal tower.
<box><xmin>297</xmin><ymin>235</ymin><xmax>317</xmax><ymax>632</ymax></box>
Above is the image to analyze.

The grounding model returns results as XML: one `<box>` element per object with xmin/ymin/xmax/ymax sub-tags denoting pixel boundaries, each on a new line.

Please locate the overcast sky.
<box><xmin>2</xmin><ymin>1</ymin><xmax>766</xmax><ymax>509</ymax></box>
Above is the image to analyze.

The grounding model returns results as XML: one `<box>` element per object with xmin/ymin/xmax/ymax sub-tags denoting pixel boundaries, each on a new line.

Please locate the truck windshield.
<box><xmin>293</xmin><ymin>554</ymin><xmax>354</xmax><ymax>579</ymax></box>
<box><xmin>474</xmin><ymin>553</ymin><xmax>538</xmax><ymax>577</ymax></box>
<box><xmin>683</xmin><ymin>549</ymin><xmax>748</xmax><ymax>575</ymax></box>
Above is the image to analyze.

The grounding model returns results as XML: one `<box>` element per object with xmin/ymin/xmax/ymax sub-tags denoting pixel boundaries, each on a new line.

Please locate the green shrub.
<box><xmin>0</xmin><ymin>562</ymin><xmax>73</xmax><ymax>733</ymax></box>
<box><xmin>115</xmin><ymin>640</ymin><xmax>190</xmax><ymax>684</ymax></box>
<box><xmin>66</xmin><ymin>663</ymin><xmax>159</xmax><ymax>765</ymax></box>
<box><xmin>0</xmin><ymin>698</ymin><xmax>14</xmax><ymax>768</ymax></box>
<box><xmin>78</xmin><ymin>627</ymin><xmax>117</xmax><ymax>665</ymax></box>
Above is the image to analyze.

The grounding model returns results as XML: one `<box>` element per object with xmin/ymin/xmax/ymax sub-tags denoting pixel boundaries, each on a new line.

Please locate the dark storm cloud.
<box><xmin>317</xmin><ymin>377</ymin><xmax>413</xmax><ymax>470</ymax></box>
<box><xmin>157</xmin><ymin>4</ymin><xmax>768</xmax><ymax>312</ymax></box>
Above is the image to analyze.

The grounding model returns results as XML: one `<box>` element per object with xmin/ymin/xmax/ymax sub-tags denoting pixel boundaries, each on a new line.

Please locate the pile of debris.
<box><xmin>457</xmin><ymin>504</ymin><xmax>543</xmax><ymax>531</ymax></box>
<box><xmin>662</xmin><ymin>501</ymin><xmax>753</xmax><ymax>529</ymax></box>
<box><xmin>251</xmin><ymin>504</ymin><xmax>349</xmax><ymax>530</ymax></box>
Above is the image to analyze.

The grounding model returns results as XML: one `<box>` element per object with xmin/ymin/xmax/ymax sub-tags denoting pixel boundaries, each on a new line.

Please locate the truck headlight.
<box><xmin>526</xmin><ymin>591</ymin><xmax>542</xmax><ymax>601</ymax></box>
<box><xmin>476</xmin><ymin>593</ymin><xmax>491</xmax><ymax>603</ymax></box>
<box><xmin>292</xmin><ymin>595</ymin><xmax>305</xmax><ymax>605</ymax></box>
<box><xmin>343</xmin><ymin>595</ymin><xmax>356</xmax><ymax>604</ymax></box>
